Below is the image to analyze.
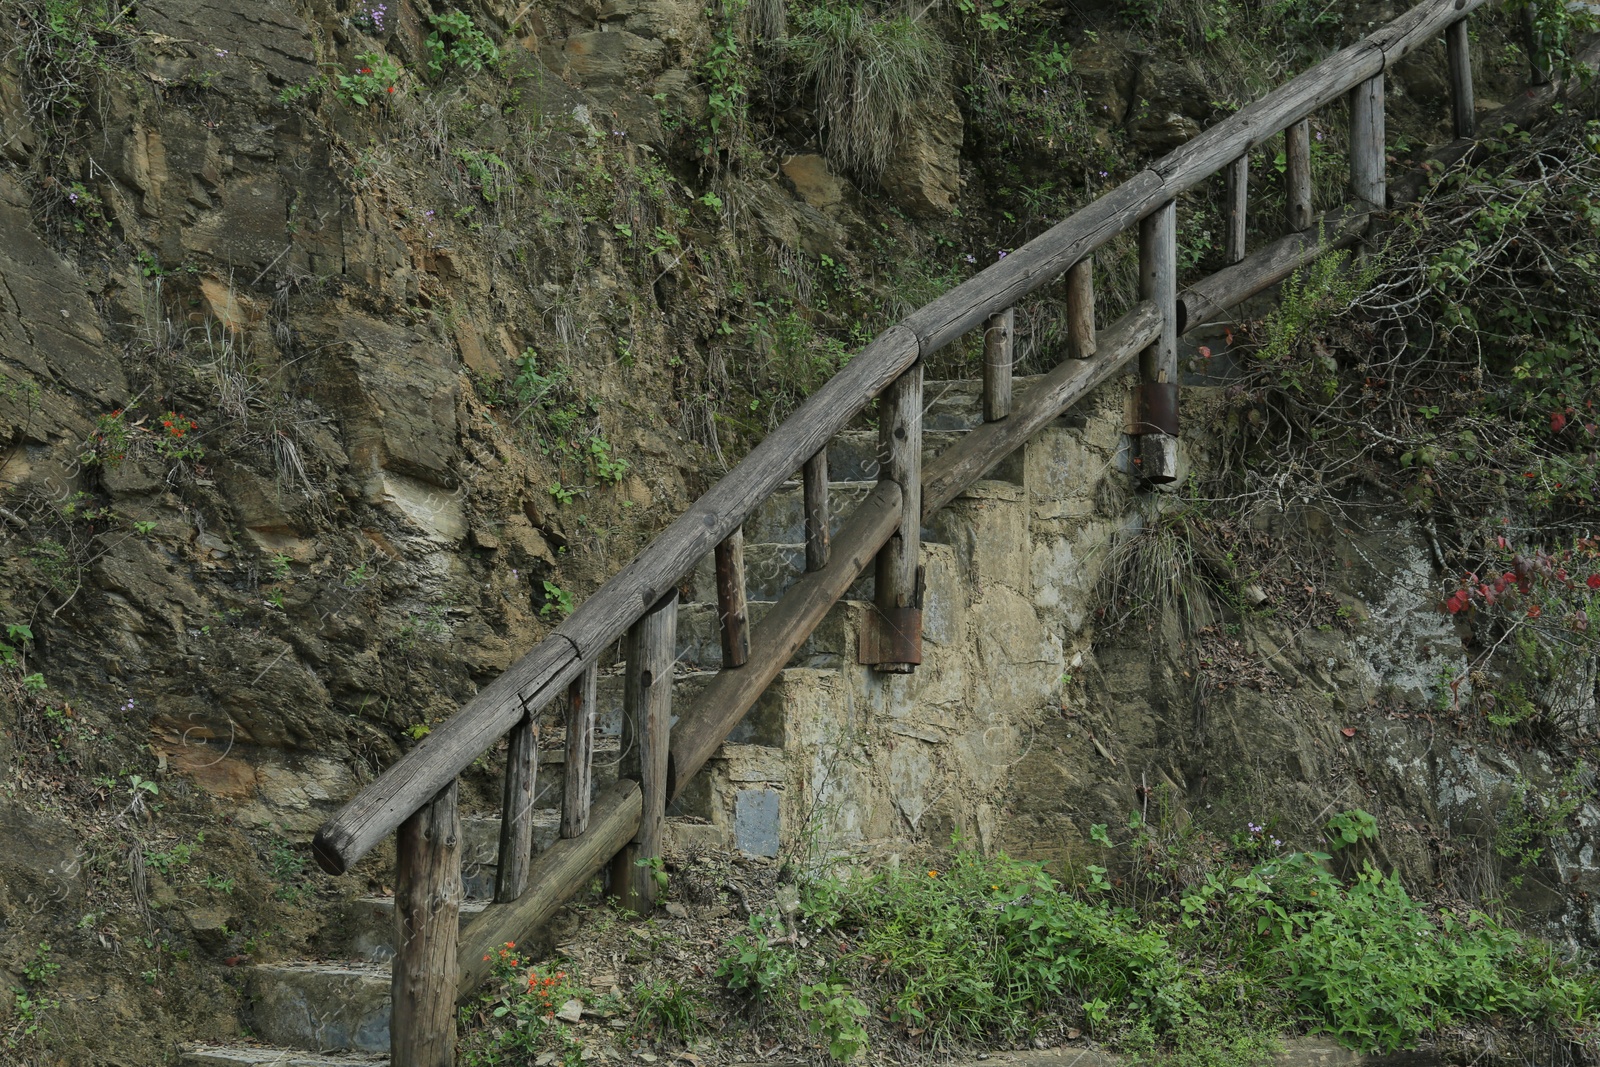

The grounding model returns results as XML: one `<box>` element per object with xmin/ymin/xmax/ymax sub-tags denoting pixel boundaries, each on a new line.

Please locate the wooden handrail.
<box><xmin>314</xmin><ymin>0</ymin><xmax>1494</xmax><ymax>879</ymax></box>
<box><xmin>299</xmin><ymin>2</ymin><xmax>1584</xmax><ymax>1058</ymax></box>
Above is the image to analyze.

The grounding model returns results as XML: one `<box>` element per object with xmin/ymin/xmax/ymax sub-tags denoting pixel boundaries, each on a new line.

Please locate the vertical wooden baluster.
<box><xmin>493</xmin><ymin>708</ymin><xmax>539</xmax><ymax>903</ymax></box>
<box><xmin>1137</xmin><ymin>200</ymin><xmax>1179</xmax><ymax>484</ymax></box>
<box><xmin>862</xmin><ymin>364</ymin><xmax>923</xmax><ymax>672</ymax></box>
<box><xmin>1446</xmin><ymin>19</ymin><xmax>1475</xmax><ymax>139</ymax></box>
<box><xmin>1349</xmin><ymin>73</ymin><xmax>1386</xmax><ymax>210</ymax></box>
<box><xmin>1066</xmin><ymin>258</ymin><xmax>1097</xmax><ymax>359</ymax></box>
<box><xmin>392</xmin><ymin>780</ymin><xmax>461</xmax><ymax>1067</ymax></box>
<box><xmin>715</xmin><ymin>529</ymin><xmax>749</xmax><ymax>668</ymax></box>
<box><xmin>1523</xmin><ymin>5</ymin><xmax>1550</xmax><ymax>86</ymax></box>
<box><xmin>1224</xmin><ymin>156</ymin><xmax>1248</xmax><ymax>265</ymax></box>
<box><xmin>561</xmin><ymin>665</ymin><xmax>597</xmax><ymax>839</ymax></box>
<box><xmin>1285</xmin><ymin>119</ymin><xmax>1313</xmax><ymax>231</ymax></box>
<box><xmin>983</xmin><ymin>309</ymin><xmax>1013</xmax><ymax>422</ymax></box>
<box><xmin>609</xmin><ymin>591</ymin><xmax>677</xmax><ymax>912</ymax></box>
<box><xmin>803</xmin><ymin>450</ymin><xmax>830</xmax><ymax>573</ymax></box>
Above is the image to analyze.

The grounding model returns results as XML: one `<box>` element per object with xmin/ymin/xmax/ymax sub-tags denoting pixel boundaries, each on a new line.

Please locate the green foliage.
<box><xmin>771</xmin><ymin>830</ymin><xmax>1598</xmax><ymax>1059</ymax></box>
<box><xmin>1323</xmin><ymin>809</ymin><xmax>1378</xmax><ymax>851</ymax></box>
<box><xmin>632</xmin><ymin>977</ymin><xmax>705</xmax><ymax>1039</ymax></box>
<box><xmin>461</xmin><ymin>957</ymin><xmax>585</xmax><ymax>1066</ymax></box>
<box><xmin>334</xmin><ymin>52</ymin><xmax>402</xmax><ymax>106</ymax></box>
<box><xmin>1254</xmin><ymin>246</ymin><xmax>1379</xmax><ymax>396</ymax></box>
<box><xmin>426</xmin><ymin>11</ymin><xmax>501</xmax><ymax>79</ymax></box>
<box><xmin>699</xmin><ymin>0</ymin><xmax>752</xmax><ymax>166</ymax></box>
<box><xmin>717</xmin><ymin>911</ymin><xmax>799</xmax><ymax>999</ymax></box>
<box><xmin>1495</xmin><ymin>764</ymin><xmax>1590</xmax><ymax>869</ymax></box>
<box><xmin>799</xmin><ymin>982</ymin><xmax>869</xmax><ymax>1061</ymax></box>
<box><xmin>789</xmin><ymin>1</ymin><xmax>948</xmax><ymax>182</ymax></box>
<box><xmin>539</xmin><ymin>580</ymin><xmax>574</xmax><ymax>618</ymax></box>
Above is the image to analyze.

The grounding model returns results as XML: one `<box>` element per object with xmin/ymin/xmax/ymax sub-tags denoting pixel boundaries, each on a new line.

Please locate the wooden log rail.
<box><xmin>300</xmin><ymin>1</ymin><xmax>1570</xmax><ymax>1060</ymax></box>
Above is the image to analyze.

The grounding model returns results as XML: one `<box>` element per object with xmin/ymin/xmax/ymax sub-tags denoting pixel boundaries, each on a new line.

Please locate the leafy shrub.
<box><xmin>334</xmin><ymin>52</ymin><xmax>402</xmax><ymax>105</ymax></box>
<box><xmin>772</xmin><ymin>828</ymin><xmax>1598</xmax><ymax>1059</ymax></box>
<box><xmin>718</xmin><ymin>911</ymin><xmax>799</xmax><ymax>999</ymax></box>
<box><xmin>426</xmin><ymin>11</ymin><xmax>500</xmax><ymax>78</ymax></box>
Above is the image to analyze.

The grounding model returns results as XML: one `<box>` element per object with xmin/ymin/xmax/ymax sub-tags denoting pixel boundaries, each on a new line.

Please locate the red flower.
<box><xmin>1552</xmin><ymin>411</ymin><xmax>1568</xmax><ymax>432</ymax></box>
<box><xmin>1588</xmin><ymin>575</ymin><xmax>1600</xmax><ymax>589</ymax></box>
<box><xmin>387</xmin><ymin>85</ymin><xmax>396</xmax><ymax>93</ymax></box>
<box><xmin>1527</xmin><ymin>604</ymin><xmax>1543</xmax><ymax>619</ymax></box>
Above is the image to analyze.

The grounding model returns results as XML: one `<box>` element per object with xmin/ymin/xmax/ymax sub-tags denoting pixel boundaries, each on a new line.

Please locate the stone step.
<box><xmin>825</xmin><ymin>426</ymin><xmax>1025</xmax><ymax>483</ymax></box>
<box><xmin>688</xmin><ymin>540</ymin><xmax>874</xmax><ymax>604</ymax></box>
<box><xmin>181</xmin><ymin>1045</ymin><xmax>387</xmax><ymax>1066</ymax></box>
<box><xmin>328</xmin><ymin>897</ymin><xmax>492</xmax><ymax>964</ymax></box>
<box><xmin>674</xmin><ymin>597</ymin><xmax>860</xmax><ymax>671</ymax></box>
<box><xmin>923</xmin><ymin>376</ymin><xmax>1051</xmax><ymax>431</ymax></box>
<box><xmin>245</xmin><ymin>962</ymin><xmax>392</xmax><ymax>1054</ymax></box>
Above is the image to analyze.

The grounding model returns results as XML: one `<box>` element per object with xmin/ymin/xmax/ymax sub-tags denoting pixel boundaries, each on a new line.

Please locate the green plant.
<box><xmin>334</xmin><ymin>52</ymin><xmax>402</xmax><ymax>106</ymax></box>
<box><xmin>21</xmin><ymin>943</ymin><xmax>59</xmax><ymax>986</ymax></box>
<box><xmin>799</xmin><ymin>982</ymin><xmax>869</xmax><ymax>1062</ymax></box>
<box><xmin>540</xmin><ymin>581</ymin><xmax>574</xmax><ymax>618</ymax></box>
<box><xmin>1495</xmin><ymin>764</ymin><xmax>1590</xmax><ymax>869</ymax></box>
<box><xmin>1323</xmin><ymin>809</ymin><xmax>1378</xmax><ymax>851</ymax></box>
<box><xmin>0</xmin><ymin>623</ymin><xmax>33</xmax><ymax>669</ymax></box>
<box><xmin>276</xmin><ymin>74</ymin><xmax>328</xmax><ymax>104</ymax></box>
<box><xmin>699</xmin><ymin>0</ymin><xmax>752</xmax><ymax>165</ymax></box>
<box><xmin>718</xmin><ymin>911</ymin><xmax>799</xmax><ymax>999</ymax></box>
<box><xmin>426</xmin><ymin>11</ymin><xmax>500</xmax><ymax>78</ymax></box>
<box><xmin>632</xmin><ymin>978</ymin><xmax>705</xmax><ymax>1039</ymax></box>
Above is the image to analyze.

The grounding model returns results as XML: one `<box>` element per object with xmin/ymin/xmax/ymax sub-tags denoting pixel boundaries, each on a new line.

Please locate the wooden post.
<box><xmin>1224</xmin><ymin>156</ymin><xmax>1248</xmax><ymax>265</ymax></box>
<box><xmin>862</xmin><ymin>363</ymin><xmax>923</xmax><ymax>671</ymax></box>
<box><xmin>560</xmin><ymin>665</ymin><xmax>597</xmax><ymax>839</ymax></box>
<box><xmin>609</xmin><ymin>591</ymin><xmax>676</xmax><ymax>912</ymax></box>
<box><xmin>392</xmin><ymin>781</ymin><xmax>461</xmax><ymax>1067</ymax></box>
<box><xmin>714</xmin><ymin>529</ymin><xmax>748</xmax><ymax>668</ymax></box>
<box><xmin>493</xmin><ymin>711</ymin><xmax>539</xmax><ymax>904</ymax></box>
<box><xmin>1446</xmin><ymin>19</ymin><xmax>1475</xmax><ymax>139</ymax></box>
<box><xmin>1349</xmin><ymin>73</ymin><xmax>1386</xmax><ymax>210</ymax></box>
<box><xmin>982</xmin><ymin>309</ymin><xmax>1013</xmax><ymax>422</ymax></box>
<box><xmin>1066</xmin><ymin>258</ymin><xmax>1096</xmax><ymax>359</ymax></box>
<box><xmin>1136</xmin><ymin>200</ymin><xmax>1179</xmax><ymax>484</ymax></box>
<box><xmin>1285</xmin><ymin>119</ymin><xmax>1313</xmax><ymax>231</ymax></box>
<box><xmin>802</xmin><ymin>450</ymin><xmax>830</xmax><ymax>572</ymax></box>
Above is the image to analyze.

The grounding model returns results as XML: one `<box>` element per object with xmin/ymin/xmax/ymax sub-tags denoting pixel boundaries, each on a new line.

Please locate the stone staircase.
<box><xmin>182</xmin><ymin>380</ymin><xmax>1023</xmax><ymax>1066</ymax></box>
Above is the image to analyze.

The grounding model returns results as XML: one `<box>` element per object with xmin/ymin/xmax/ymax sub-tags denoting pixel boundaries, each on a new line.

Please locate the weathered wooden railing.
<box><xmin>306</xmin><ymin>0</ymin><xmax>1561</xmax><ymax>1059</ymax></box>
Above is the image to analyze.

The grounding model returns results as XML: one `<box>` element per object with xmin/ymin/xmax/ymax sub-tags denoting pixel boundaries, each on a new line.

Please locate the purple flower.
<box><xmin>997</xmin><ymin>250</ymin><xmax>1008</xmax><ymax>259</ymax></box>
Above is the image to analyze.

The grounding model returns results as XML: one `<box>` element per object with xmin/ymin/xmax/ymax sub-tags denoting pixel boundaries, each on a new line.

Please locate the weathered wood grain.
<box><xmin>1225</xmin><ymin>156</ymin><xmax>1248</xmax><ymax>265</ymax></box>
<box><xmin>1446</xmin><ymin>18</ymin><xmax>1475</xmax><ymax>139</ymax></box>
<box><xmin>391</xmin><ymin>782</ymin><xmax>460</xmax><ymax>1067</ymax></box>
<box><xmin>493</xmin><ymin>712</ymin><xmax>538</xmax><ymax>904</ymax></box>
<box><xmin>1066</xmin><ymin>259</ymin><xmax>1096</xmax><ymax>359</ymax></box>
<box><xmin>1138</xmin><ymin>200</ymin><xmax>1179</xmax><ymax>483</ymax></box>
<box><xmin>560</xmin><ymin>666</ymin><xmax>597</xmax><ymax>839</ymax></box>
<box><xmin>983</xmin><ymin>310</ymin><xmax>1014</xmax><ymax>421</ymax></box>
<box><xmin>803</xmin><ymin>451</ymin><xmax>831</xmax><ymax>572</ymax></box>
<box><xmin>1285</xmin><ymin>119</ymin><xmax>1313</xmax><ymax>232</ymax></box>
<box><xmin>871</xmin><ymin>365</ymin><xmax>923</xmax><ymax>672</ymax></box>
<box><xmin>1350</xmin><ymin>73</ymin><xmax>1386</xmax><ymax>209</ymax></box>
<box><xmin>715</xmin><ymin>530</ymin><xmax>749</xmax><ymax>669</ymax></box>
<box><xmin>610</xmin><ymin>592</ymin><xmax>676</xmax><ymax>913</ymax></box>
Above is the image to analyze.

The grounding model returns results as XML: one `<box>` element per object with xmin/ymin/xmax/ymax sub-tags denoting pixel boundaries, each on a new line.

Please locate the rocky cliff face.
<box><xmin>0</xmin><ymin>0</ymin><xmax>1587</xmax><ymax>1060</ymax></box>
